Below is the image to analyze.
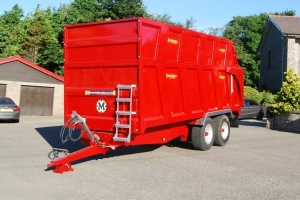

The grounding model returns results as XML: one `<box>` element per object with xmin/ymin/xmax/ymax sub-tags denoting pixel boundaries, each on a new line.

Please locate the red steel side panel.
<box><xmin>64</xmin><ymin>20</ymin><xmax>139</xmax><ymax>132</ymax></box>
<box><xmin>138</xmin><ymin>18</ymin><xmax>243</xmax><ymax>133</ymax></box>
<box><xmin>64</xmin><ymin>18</ymin><xmax>244</xmax><ymax>137</ymax></box>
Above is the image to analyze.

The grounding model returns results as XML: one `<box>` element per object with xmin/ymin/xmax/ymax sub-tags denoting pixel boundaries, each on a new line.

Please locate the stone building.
<box><xmin>0</xmin><ymin>56</ymin><xmax>64</xmax><ymax>116</ymax></box>
<box><xmin>258</xmin><ymin>15</ymin><xmax>300</xmax><ymax>92</ymax></box>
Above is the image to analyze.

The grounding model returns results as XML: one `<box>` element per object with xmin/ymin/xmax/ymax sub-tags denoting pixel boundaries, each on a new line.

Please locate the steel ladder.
<box><xmin>113</xmin><ymin>84</ymin><xmax>136</xmax><ymax>142</ymax></box>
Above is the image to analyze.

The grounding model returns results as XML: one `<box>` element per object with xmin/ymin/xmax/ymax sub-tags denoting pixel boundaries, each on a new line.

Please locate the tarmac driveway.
<box><xmin>0</xmin><ymin>116</ymin><xmax>299</xmax><ymax>200</ymax></box>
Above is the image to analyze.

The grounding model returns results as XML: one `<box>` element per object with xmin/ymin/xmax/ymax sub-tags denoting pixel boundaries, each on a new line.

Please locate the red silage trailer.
<box><xmin>47</xmin><ymin>18</ymin><xmax>244</xmax><ymax>173</ymax></box>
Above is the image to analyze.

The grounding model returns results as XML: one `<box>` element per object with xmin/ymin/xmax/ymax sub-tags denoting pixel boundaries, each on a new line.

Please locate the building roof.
<box><xmin>269</xmin><ymin>15</ymin><xmax>300</xmax><ymax>35</ymax></box>
<box><xmin>258</xmin><ymin>15</ymin><xmax>300</xmax><ymax>53</ymax></box>
<box><xmin>0</xmin><ymin>56</ymin><xmax>64</xmax><ymax>82</ymax></box>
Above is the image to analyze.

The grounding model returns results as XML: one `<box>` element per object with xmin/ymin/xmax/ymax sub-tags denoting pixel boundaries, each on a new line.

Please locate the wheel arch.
<box><xmin>188</xmin><ymin>109</ymin><xmax>234</xmax><ymax>127</ymax></box>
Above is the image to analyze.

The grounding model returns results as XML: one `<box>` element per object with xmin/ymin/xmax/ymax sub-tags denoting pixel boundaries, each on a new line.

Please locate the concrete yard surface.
<box><xmin>0</xmin><ymin>117</ymin><xmax>299</xmax><ymax>200</ymax></box>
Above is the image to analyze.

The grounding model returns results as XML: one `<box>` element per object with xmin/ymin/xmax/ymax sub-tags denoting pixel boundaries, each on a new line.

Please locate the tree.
<box><xmin>45</xmin><ymin>4</ymin><xmax>70</xmax><ymax>75</ymax></box>
<box><xmin>65</xmin><ymin>0</ymin><xmax>102</xmax><ymax>24</ymax></box>
<box><xmin>201</xmin><ymin>27</ymin><xmax>224</xmax><ymax>37</ymax></box>
<box><xmin>222</xmin><ymin>10</ymin><xmax>295</xmax><ymax>89</ymax></box>
<box><xmin>0</xmin><ymin>4</ymin><xmax>24</xmax><ymax>58</ymax></box>
<box><xmin>223</xmin><ymin>13</ymin><xmax>268</xmax><ymax>88</ymax></box>
<box><xmin>19</xmin><ymin>6</ymin><xmax>58</xmax><ymax>67</ymax></box>
<box><xmin>98</xmin><ymin>0</ymin><xmax>147</xmax><ymax>20</ymax></box>
<box><xmin>145</xmin><ymin>13</ymin><xmax>196</xmax><ymax>29</ymax></box>
<box><xmin>184</xmin><ymin>16</ymin><xmax>197</xmax><ymax>30</ymax></box>
<box><xmin>146</xmin><ymin>13</ymin><xmax>177</xmax><ymax>25</ymax></box>
<box><xmin>273</xmin><ymin>10</ymin><xmax>296</xmax><ymax>16</ymax></box>
<box><xmin>64</xmin><ymin>0</ymin><xmax>147</xmax><ymax>24</ymax></box>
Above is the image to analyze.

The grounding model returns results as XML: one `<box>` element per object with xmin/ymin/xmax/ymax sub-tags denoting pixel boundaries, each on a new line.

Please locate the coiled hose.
<box><xmin>60</xmin><ymin>113</ymin><xmax>84</xmax><ymax>143</ymax></box>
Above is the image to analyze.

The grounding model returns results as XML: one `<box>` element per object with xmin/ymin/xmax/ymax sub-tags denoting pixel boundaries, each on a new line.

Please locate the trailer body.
<box><xmin>48</xmin><ymin>18</ymin><xmax>244</xmax><ymax>173</ymax></box>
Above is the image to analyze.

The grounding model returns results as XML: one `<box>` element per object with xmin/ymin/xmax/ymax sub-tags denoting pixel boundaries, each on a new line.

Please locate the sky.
<box><xmin>1</xmin><ymin>0</ymin><xmax>300</xmax><ymax>30</ymax></box>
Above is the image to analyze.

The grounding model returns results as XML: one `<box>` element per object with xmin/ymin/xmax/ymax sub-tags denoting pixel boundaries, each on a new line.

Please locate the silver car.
<box><xmin>0</xmin><ymin>97</ymin><xmax>20</xmax><ymax>123</ymax></box>
<box><xmin>240</xmin><ymin>99</ymin><xmax>264</xmax><ymax>120</ymax></box>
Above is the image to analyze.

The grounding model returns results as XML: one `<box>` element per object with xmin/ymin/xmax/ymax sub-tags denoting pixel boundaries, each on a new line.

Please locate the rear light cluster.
<box><xmin>13</xmin><ymin>107</ymin><xmax>20</xmax><ymax>112</ymax></box>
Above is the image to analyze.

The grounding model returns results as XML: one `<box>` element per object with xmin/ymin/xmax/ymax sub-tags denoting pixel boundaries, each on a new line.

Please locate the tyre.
<box><xmin>256</xmin><ymin>110</ymin><xmax>264</xmax><ymax>120</ymax></box>
<box><xmin>191</xmin><ymin>117</ymin><xmax>214</xmax><ymax>151</ymax></box>
<box><xmin>229</xmin><ymin>115</ymin><xmax>239</xmax><ymax>128</ymax></box>
<box><xmin>213</xmin><ymin>115</ymin><xmax>230</xmax><ymax>146</ymax></box>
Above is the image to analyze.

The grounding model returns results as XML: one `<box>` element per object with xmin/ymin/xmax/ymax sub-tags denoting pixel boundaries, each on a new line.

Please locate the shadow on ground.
<box><xmin>36</xmin><ymin>126</ymin><xmax>162</xmax><ymax>170</ymax></box>
<box><xmin>239</xmin><ymin>119</ymin><xmax>267</xmax><ymax>128</ymax></box>
<box><xmin>36</xmin><ymin>126</ymin><xmax>85</xmax><ymax>152</ymax></box>
<box><xmin>0</xmin><ymin>119</ymin><xmax>18</xmax><ymax>123</ymax></box>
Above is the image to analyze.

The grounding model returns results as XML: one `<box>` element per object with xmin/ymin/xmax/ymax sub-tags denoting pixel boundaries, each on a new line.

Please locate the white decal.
<box><xmin>96</xmin><ymin>100</ymin><xmax>107</xmax><ymax>113</ymax></box>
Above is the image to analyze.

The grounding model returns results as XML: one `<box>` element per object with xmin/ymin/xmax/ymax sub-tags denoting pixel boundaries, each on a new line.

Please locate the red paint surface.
<box><xmin>64</xmin><ymin>18</ymin><xmax>244</xmax><ymax>145</ymax></box>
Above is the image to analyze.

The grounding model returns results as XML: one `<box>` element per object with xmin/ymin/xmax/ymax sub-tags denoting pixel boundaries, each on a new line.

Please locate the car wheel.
<box><xmin>12</xmin><ymin>119</ymin><xmax>19</xmax><ymax>123</ymax></box>
<box><xmin>256</xmin><ymin>110</ymin><xmax>264</xmax><ymax>120</ymax></box>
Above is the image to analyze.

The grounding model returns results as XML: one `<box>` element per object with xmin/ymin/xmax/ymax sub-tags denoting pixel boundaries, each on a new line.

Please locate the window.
<box><xmin>249</xmin><ymin>100</ymin><xmax>258</xmax><ymax>106</ymax></box>
<box><xmin>244</xmin><ymin>100</ymin><xmax>250</xmax><ymax>106</ymax></box>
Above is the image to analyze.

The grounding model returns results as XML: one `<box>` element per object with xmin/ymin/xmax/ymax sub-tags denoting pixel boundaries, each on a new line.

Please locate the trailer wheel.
<box><xmin>191</xmin><ymin>118</ymin><xmax>214</xmax><ymax>151</ymax></box>
<box><xmin>213</xmin><ymin>115</ymin><xmax>230</xmax><ymax>146</ymax></box>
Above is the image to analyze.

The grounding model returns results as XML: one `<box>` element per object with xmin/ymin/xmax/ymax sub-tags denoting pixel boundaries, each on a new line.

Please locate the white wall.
<box><xmin>287</xmin><ymin>38</ymin><xmax>300</xmax><ymax>75</ymax></box>
<box><xmin>0</xmin><ymin>80</ymin><xmax>64</xmax><ymax>116</ymax></box>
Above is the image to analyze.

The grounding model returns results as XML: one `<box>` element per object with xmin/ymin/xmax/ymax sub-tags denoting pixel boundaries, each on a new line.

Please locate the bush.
<box><xmin>271</xmin><ymin>68</ymin><xmax>300</xmax><ymax>114</ymax></box>
<box><xmin>244</xmin><ymin>86</ymin><xmax>261</xmax><ymax>103</ymax></box>
<box><xmin>260</xmin><ymin>90</ymin><xmax>277</xmax><ymax>105</ymax></box>
<box><xmin>244</xmin><ymin>86</ymin><xmax>276</xmax><ymax>105</ymax></box>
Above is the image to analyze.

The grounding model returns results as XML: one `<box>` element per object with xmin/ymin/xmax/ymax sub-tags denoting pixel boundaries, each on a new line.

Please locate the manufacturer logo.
<box><xmin>86</xmin><ymin>90</ymin><xmax>116</xmax><ymax>96</ymax></box>
<box><xmin>167</xmin><ymin>38</ymin><xmax>179</xmax><ymax>45</ymax></box>
<box><xmin>166</xmin><ymin>73</ymin><xmax>178</xmax><ymax>79</ymax></box>
<box><xmin>219</xmin><ymin>48</ymin><xmax>226</xmax><ymax>53</ymax></box>
<box><xmin>96</xmin><ymin>100</ymin><xmax>107</xmax><ymax>113</ymax></box>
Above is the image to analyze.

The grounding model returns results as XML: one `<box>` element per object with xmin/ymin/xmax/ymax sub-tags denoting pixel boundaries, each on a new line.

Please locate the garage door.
<box><xmin>20</xmin><ymin>86</ymin><xmax>54</xmax><ymax>116</ymax></box>
<box><xmin>0</xmin><ymin>84</ymin><xmax>6</xmax><ymax>97</ymax></box>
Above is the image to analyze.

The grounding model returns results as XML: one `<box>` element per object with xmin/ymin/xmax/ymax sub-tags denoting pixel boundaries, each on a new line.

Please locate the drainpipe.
<box><xmin>282</xmin><ymin>34</ymin><xmax>288</xmax><ymax>85</ymax></box>
<box><xmin>258</xmin><ymin>52</ymin><xmax>261</xmax><ymax>91</ymax></box>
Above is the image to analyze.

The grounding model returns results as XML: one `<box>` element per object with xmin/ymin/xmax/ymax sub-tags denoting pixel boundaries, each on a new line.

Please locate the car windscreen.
<box><xmin>0</xmin><ymin>98</ymin><xmax>15</xmax><ymax>105</ymax></box>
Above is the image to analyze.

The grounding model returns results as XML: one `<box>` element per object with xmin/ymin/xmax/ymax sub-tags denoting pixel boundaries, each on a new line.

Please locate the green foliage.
<box><xmin>244</xmin><ymin>86</ymin><xmax>276</xmax><ymax>105</ymax></box>
<box><xmin>145</xmin><ymin>13</ymin><xmax>175</xmax><ymax>25</ymax></box>
<box><xmin>260</xmin><ymin>90</ymin><xmax>277</xmax><ymax>105</ymax></box>
<box><xmin>98</xmin><ymin>0</ymin><xmax>147</xmax><ymax>20</ymax></box>
<box><xmin>65</xmin><ymin>0</ymin><xmax>102</xmax><ymax>24</ymax></box>
<box><xmin>201</xmin><ymin>27</ymin><xmax>224</xmax><ymax>37</ymax></box>
<box><xmin>222</xmin><ymin>10</ymin><xmax>295</xmax><ymax>89</ymax></box>
<box><xmin>271</xmin><ymin>68</ymin><xmax>300</xmax><ymax>114</ymax></box>
<box><xmin>184</xmin><ymin>16</ymin><xmax>197</xmax><ymax>30</ymax></box>
<box><xmin>20</xmin><ymin>7</ymin><xmax>57</xmax><ymax>64</ymax></box>
<box><xmin>145</xmin><ymin>13</ymin><xmax>197</xmax><ymax>30</ymax></box>
<box><xmin>0</xmin><ymin>0</ymin><xmax>149</xmax><ymax>75</ymax></box>
<box><xmin>244</xmin><ymin>86</ymin><xmax>261</xmax><ymax>103</ymax></box>
<box><xmin>223</xmin><ymin>13</ymin><xmax>268</xmax><ymax>89</ymax></box>
<box><xmin>0</xmin><ymin>4</ymin><xmax>24</xmax><ymax>57</ymax></box>
<box><xmin>1</xmin><ymin>1</ymin><xmax>294</xmax><ymax>79</ymax></box>
<box><xmin>273</xmin><ymin>10</ymin><xmax>296</xmax><ymax>16</ymax></box>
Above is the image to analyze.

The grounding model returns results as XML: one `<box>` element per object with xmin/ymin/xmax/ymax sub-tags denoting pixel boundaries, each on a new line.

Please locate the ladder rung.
<box><xmin>116</xmin><ymin>98</ymin><xmax>131</xmax><ymax>102</ymax></box>
<box><xmin>115</xmin><ymin>84</ymin><xmax>135</xmax><ymax>143</ymax></box>
<box><xmin>115</xmin><ymin>124</ymin><xmax>130</xmax><ymax>129</ymax></box>
<box><xmin>117</xmin><ymin>85</ymin><xmax>136</xmax><ymax>89</ymax></box>
<box><xmin>113</xmin><ymin>137</ymin><xmax>129</xmax><ymax>142</ymax></box>
<box><xmin>116</xmin><ymin>111</ymin><xmax>136</xmax><ymax>115</ymax></box>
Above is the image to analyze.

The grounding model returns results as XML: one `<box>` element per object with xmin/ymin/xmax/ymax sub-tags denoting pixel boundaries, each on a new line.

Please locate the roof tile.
<box><xmin>270</xmin><ymin>15</ymin><xmax>300</xmax><ymax>35</ymax></box>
